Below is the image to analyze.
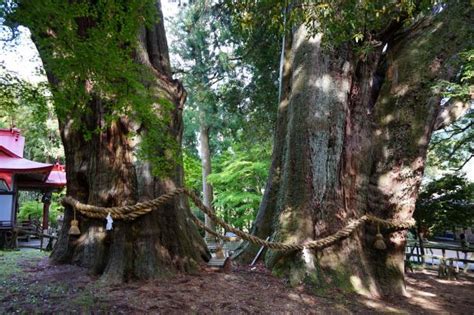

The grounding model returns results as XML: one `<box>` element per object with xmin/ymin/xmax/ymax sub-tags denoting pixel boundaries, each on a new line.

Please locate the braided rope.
<box><xmin>188</xmin><ymin>211</ymin><xmax>232</xmax><ymax>242</ymax></box>
<box><xmin>62</xmin><ymin>188</ymin><xmax>184</xmax><ymax>220</ymax></box>
<box><xmin>62</xmin><ymin>188</ymin><xmax>415</xmax><ymax>252</ymax></box>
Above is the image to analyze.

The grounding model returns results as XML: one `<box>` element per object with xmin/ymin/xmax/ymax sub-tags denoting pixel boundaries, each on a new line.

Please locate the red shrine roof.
<box><xmin>0</xmin><ymin>129</ymin><xmax>25</xmax><ymax>158</ymax></box>
<box><xmin>0</xmin><ymin>128</ymin><xmax>66</xmax><ymax>190</ymax></box>
<box><xmin>0</xmin><ymin>155</ymin><xmax>53</xmax><ymax>173</ymax></box>
<box><xmin>45</xmin><ymin>164</ymin><xmax>67</xmax><ymax>187</ymax></box>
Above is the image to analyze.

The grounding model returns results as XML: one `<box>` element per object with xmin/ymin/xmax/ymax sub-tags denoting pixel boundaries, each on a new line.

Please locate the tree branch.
<box><xmin>447</xmin><ymin>133</ymin><xmax>474</xmax><ymax>159</ymax></box>
<box><xmin>430</xmin><ymin>121</ymin><xmax>473</xmax><ymax>148</ymax></box>
<box><xmin>455</xmin><ymin>154</ymin><xmax>474</xmax><ymax>171</ymax></box>
<box><xmin>434</xmin><ymin>99</ymin><xmax>471</xmax><ymax>130</ymax></box>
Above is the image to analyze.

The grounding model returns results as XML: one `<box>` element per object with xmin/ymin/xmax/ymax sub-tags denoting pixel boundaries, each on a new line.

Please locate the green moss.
<box><xmin>373</xmin><ymin>262</ymin><xmax>405</xmax><ymax>290</ymax></box>
<box><xmin>306</xmin><ymin>264</ymin><xmax>355</xmax><ymax>295</ymax></box>
<box><xmin>269</xmin><ymin>252</ymin><xmax>357</xmax><ymax>295</ymax></box>
<box><xmin>270</xmin><ymin>253</ymin><xmax>306</xmax><ymax>286</ymax></box>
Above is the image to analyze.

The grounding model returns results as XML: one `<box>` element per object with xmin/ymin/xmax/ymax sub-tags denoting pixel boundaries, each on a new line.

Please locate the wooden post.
<box><xmin>456</xmin><ymin>250</ymin><xmax>460</xmax><ymax>273</ymax></box>
<box><xmin>41</xmin><ymin>192</ymin><xmax>52</xmax><ymax>250</ymax></box>
<box><xmin>419</xmin><ymin>236</ymin><xmax>425</xmax><ymax>267</ymax></box>
<box><xmin>42</xmin><ymin>201</ymin><xmax>50</xmax><ymax>231</ymax></box>
<box><xmin>415</xmin><ymin>245</ymin><xmax>421</xmax><ymax>264</ymax></box>
<box><xmin>41</xmin><ymin>192</ymin><xmax>52</xmax><ymax>231</ymax></box>
<box><xmin>463</xmin><ymin>251</ymin><xmax>470</xmax><ymax>273</ymax></box>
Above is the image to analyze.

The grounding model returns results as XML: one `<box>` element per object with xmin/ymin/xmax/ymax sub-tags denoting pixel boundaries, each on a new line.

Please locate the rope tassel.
<box><xmin>68</xmin><ymin>208</ymin><xmax>81</xmax><ymax>236</ymax></box>
<box><xmin>373</xmin><ymin>224</ymin><xmax>387</xmax><ymax>250</ymax></box>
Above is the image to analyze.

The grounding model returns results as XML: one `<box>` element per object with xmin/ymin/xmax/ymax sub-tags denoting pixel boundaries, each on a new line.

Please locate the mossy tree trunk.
<box><xmin>20</xmin><ymin>0</ymin><xmax>209</xmax><ymax>282</ymax></box>
<box><xmin>243</xmin><ymin>2</ymin><xmax>472</xmax><ymax>297</ymax></box>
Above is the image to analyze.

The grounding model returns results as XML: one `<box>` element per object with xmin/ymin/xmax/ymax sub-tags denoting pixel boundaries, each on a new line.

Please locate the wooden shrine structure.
<box><xmin>0</xmin><ymin>128</ymin><xmax>66</xmax><ymax>249</ymax></box>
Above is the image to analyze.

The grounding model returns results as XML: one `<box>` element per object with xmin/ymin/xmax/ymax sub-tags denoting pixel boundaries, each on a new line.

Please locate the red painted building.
<box><xmin>0</xmin><ymin>128</ymin><xmax>66</xmax><ymax>246</ymax></box>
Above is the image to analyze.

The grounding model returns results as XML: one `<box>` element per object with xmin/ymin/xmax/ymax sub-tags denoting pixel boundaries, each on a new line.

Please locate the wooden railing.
<box><xmin>16</xmin><ymin>219</ymin><xmax>58</xmax><ymax>250</ymax></box>
<box><xmin>406</xmin><ymin>240</ymin><xmax>474</xmax><ymax>272</ymax></box>
<box><xmin>17</xmin><ymin>219</ymin><xmax>42</xmax><ymax>241</ymax></box>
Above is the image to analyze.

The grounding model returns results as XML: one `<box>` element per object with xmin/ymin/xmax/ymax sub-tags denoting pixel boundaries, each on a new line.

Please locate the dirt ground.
<box><xmin>1</xmin><ymin>250</ymin><xmax>473</xmax><ymax>314</ymax></box>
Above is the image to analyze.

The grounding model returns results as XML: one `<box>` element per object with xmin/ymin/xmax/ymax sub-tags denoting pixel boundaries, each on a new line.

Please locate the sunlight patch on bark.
<box><xmin>62</xmin><ymin>119</ymin><xmax>74</xmax><ymax>139</ymax></box>
<box><xmin>278</xmin><ymin>207</ymin><xmax>310</xmax><ymax>245</ymax></box>
<box><xmin>162</xmin><ymin>178</ymin><xmax>177</xmax><ymax>191</ymax></box>
<box><xmin>314</xmin><ymin>74</ymin><xmax>333</xmax><ymax>93</ymax></box>
<box><xmin>411</xmin><ymin>156</ymin><xmax>425</xmax><ymax>172</ymax></box>
<box><xmin>155</xmin><ymin>243</ymin><xmax>172</xmax><ymax>262</ymax></box>
<box><xmin>293</xmin><ymin>29</ymin><xmax>321</xmax><ymax>50</ymax></box>
<box><xmin>392</xmin><ymin>83</ymin><xmax>410</xmax><ymax>96</ymax></box>
<box><xmin>434</xmin><ymin>100</ymin><xmax>470</xmax><ymax>130</ymax></box>
<box><xmin>350</xmin><ymin>275</ymin><xmax>372</xmax><ymax>297</ymax></box>
<box><xmin>380</xmin><ymin>114</ymin><xmax>395</xmax><ymax>125</ymax></box>
<box><xmin>278</xmin><ymin>99</ymin><xmax>289</xmax><ymax>110</ymax></box>
<box><xmin>77</xmin><ymin>226</ymin><xmax>106</xmax><ymax>245</ymax></box>
<box><xmin>389</xmin><ymin>231</ymin><xmax>406</xmax><ymax>246</ymax></box>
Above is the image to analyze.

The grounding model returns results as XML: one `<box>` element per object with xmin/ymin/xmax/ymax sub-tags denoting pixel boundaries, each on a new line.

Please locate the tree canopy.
<box><xmin>415</xmin><ymin>174</ymin><xmax>474</xmax><ymax>235</ymax></box>
<box><xmin>1</xmin><ymin>0</ymin><xmax>181</xmax><ymax>175</ymax></box>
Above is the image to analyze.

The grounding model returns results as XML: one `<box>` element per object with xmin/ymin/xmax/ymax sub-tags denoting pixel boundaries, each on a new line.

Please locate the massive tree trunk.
<box><xmin>18</xmin><ymin>1</ymin><xmax>209</xmax><ymax>282</ymax></box>
<box><xmin>243</xmin><ymin>2</ymin><xmax>472</xmax><ymax>296</ymax></box>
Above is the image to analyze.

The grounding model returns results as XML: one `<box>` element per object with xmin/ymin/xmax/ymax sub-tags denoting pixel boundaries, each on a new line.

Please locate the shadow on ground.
<box><xmin>1</xmin><ymin>250</ymin><xmax>473</xmax><ymax>314</ymax></box>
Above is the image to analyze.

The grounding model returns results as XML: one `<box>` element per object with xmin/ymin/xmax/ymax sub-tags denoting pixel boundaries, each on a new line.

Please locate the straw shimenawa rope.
<box><xmin>62</xmin><ymin>188</ymin><xmax>415</xmax><ymax>252</ymax></box>
<box><xmin>188</xmin><ymin>211</ymin><xmax>232</xmax><ymax>242</ymax></box>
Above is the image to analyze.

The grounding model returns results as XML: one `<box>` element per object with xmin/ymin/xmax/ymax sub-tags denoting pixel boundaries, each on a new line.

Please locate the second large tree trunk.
<box><xmin>243</xmin><ymin>2</ymin><xmax>472</xmax><ymax>297</ymax></box>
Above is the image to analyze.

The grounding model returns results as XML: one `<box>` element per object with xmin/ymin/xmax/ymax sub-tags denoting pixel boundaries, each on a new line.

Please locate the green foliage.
<box><xmin>172</xmin><ymin>0</ymin><xmax>278</xmax><ymax>154</ymax></box>
<box><xmin>17</xmin><ymin>194</ymin><xmax>63</xmax><ymax>228</ymax></box>
<box><xmin>171</xmin><ymin>0</ymin><xmax>238</xmax><ymax>153</ymax></box>
<box><xmin>3</xmin><ymin>0</ymin><xmax>155</xmax><ymax>119</ymax></box>
<box><xmin>414</xmin><ymin>174</ymin><xmax>474</xmax><ymax>235</ymax></box>
<box><xmin>227</xmin><ymin>0</ymin><xmax>436</xmax><ymax>49</ymax></box>
<box><xmin>182</xmin><ymin>151</ymin><xmax>206</xmax><ymax>224</ymax></box>
<box><xmin>207</xmin><ymin>143</ymin><xmax>271</xmax><ymax>231</ymax></box>
<box><xmin>220</xmin><ymin>0</ymin><xmax>280</xmax><ymax>144</ymax></box>
<box><xmin>183</xmin><ymin>143</ymin><xmax>271</xmax><ymax>231</ymax></box>
<box><xmin>427</xmin><ymin>111</ymin><xmax>473</xmax><ymax>172</ymax></box>
<box><xmin>183</xmin><ymin>150</ymin><xmax>203</xmax><ymax>191</ymax></box>
<box><xmin>173</xmin><ymin>0</ymin><xmax>277</xmax><ymax>231</ymax></box>
<box><xmin>434</xmin><ymin>49</ymin><xmax>474</xmax><ymax>102</ymax></box>
<box><xmin>427</xmin><ymin>49</ymin><xmax>473</xmax><ymax>172</ymax></box>
<box><xmin>2</xmin><ymin>0</ymin><xmax>177</xmax><ymax>176</ymax></box>
<box><xmin>0</xmin><ymin>67</ymin><xmax>63</xmax><ymax>162</ymax></box>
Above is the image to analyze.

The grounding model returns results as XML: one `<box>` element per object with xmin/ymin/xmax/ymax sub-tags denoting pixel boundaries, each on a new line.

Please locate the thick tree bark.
<box><xmin>243</xmin><ymin>2</ymin><xmax>472</xmax><ymax>297</ymax></box>
<box><xmin>23</xmin><ymin>1</ymin><xmax>209</xmax><ymax>282</ymax></box>
<box><xmin>199</xmin><ymin>120</ymin><xmax>215</xmax><ymax>239</ymax></box>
